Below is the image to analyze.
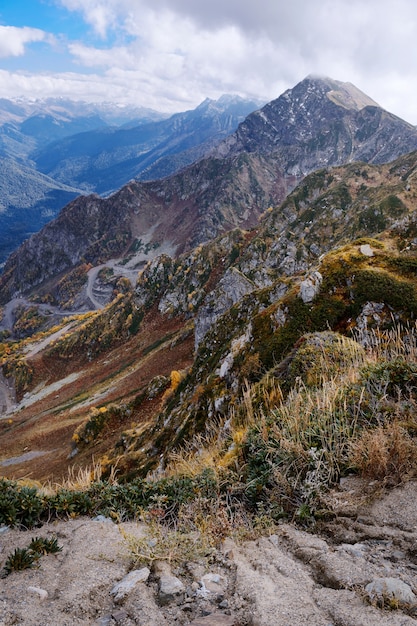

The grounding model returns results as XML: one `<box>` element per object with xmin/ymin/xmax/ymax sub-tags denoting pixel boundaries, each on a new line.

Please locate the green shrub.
<box><xmin>0</xmin><ymin>480</ymin><xmax>43</xmax><ymax>528</ymax></box>
<box><xmin>359</xmin><ymin>359</ymin><xmax>417</xmax><ymax>400</ymax></box>
<box><xmin>352</xmin><ymin>269</ymin><xmax>417</xmax><ymax>313</ymax></box>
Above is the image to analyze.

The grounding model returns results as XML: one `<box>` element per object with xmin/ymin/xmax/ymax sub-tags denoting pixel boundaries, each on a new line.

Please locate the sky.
<box><xmin>1</xmin><ymin>0</ymin><xmax>417</xmax><ymax>121</ymax></box>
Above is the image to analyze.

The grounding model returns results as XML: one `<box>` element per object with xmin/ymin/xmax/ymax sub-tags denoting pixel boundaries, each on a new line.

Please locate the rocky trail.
<box><xmin>1</xmin><ymin>479</ymin><xmax>417</xmax><ymax>625</ymax></box>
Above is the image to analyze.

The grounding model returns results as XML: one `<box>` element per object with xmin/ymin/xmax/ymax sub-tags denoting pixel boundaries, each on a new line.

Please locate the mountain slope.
<box><xmin>215</xmin><ymin>76</ymin><xmax>417</xmax><ymax>168</ymax></box>
<box><xmin>0</xmin><ymin>159</ymin><xmax>82</xmax><ymax>266</ymax></box>
<box><xmin>0</xmin><ymin>97</ymin><xmax>259</xmax><ymax>264</ymax></box>
<box><xmin>0</xmin><ymin>99</ymin><xmax>165</xmax><ymax>264</ymax></box>
<box><xmin>0</xmin><ymin>152</ymin><xmax>290</xmax><ymax>301</ymax></box>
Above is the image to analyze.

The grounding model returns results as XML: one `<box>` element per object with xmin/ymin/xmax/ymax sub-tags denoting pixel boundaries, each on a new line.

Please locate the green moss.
<box><xmin>352</xmin><ymin>268</ymin><xmax>417</xmax><ymax>313</ymax></box>
<box><xmin>388</xmin><ymin>256</ymin><xmax>417</xmax><ymax>277</ymax></box>
<box><xmin>353</xmin><ymin>237</ymin><xmax>385</xmax><ymax>250</ymax></box>
<box><xmin>252</xmin><ymin>294</ymin><xmax>348</xmax><ymax>372</ymax></box>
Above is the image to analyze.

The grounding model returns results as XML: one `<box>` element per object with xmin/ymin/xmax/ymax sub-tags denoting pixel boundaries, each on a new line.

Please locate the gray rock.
<box><xmin>338</xmin><ymin>543</ymin><xmax>367</xmax><ymax>558</ymax></box>
<box><xmin>158</xmin><ymin>575</ymin><xmax>185</xmax><ymax>605</ymax></box>
<box><xmin>111</xmin><ymin>609</ymin><xmax>128</xmax><ymax>624</ymax></box>
<box><xmin>27</xmin><ymin>586</ymin><xmax>48</xmax><ymax>602</ymax></box>
<box><xmin>310</xmin><ymin>243</ymin><xmax>321</xmax><ymax>257</ymax></box>
<box><xmin>95</xmin><ymin>616</ymin><xmax>113</xmax><ymax>626</ymax></box>
<box><xmin>198</xmin><ymin>573</ymin><xmax>228</xmax><ymax>598</ymax></box>
<box><xmin>153</xmin><ymin>559</ymin><xmax>172</xmax><ymax>577</ymax></box>
<box><xmin>299</xmin><ymin>271</ymin><xmax>322</xmax><ymax>303</ymax></box>
<box><xmin>111</xmin><ymin>567</ymin><xmax>151</xmax><ymax>601</ymax></box>
<box><xmin>360</xmin><ymin>244</ymin><xmax>374</xmax><ymax>257</ymax></box>
<box><xmin>195</xmin><ymin>268</ymin><xmax>254</xmax><ymax>348</ymax></box>
<box><xmin>93</xmin><ymin>514</ymin><xmax>113</xmax><ymax>523</ymax></box>
<box><xmin>365</xmin><ymin>577</ymin><xmax>417</xmax><ymax>607</ymax></box>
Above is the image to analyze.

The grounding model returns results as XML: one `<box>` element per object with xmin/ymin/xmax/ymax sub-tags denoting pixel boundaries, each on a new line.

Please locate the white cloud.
<box><xmin>0</xmin><ymin>26</ymin><xmax>49</xmax><ymax>58</ymax></box>
<box><xmin>57</xmin><ymin>0</ymin><xmax>122</xmax><ymax>37</ymax></box>
<box><xmin>3</xmin><ymin>0</ymin><xmax>417</xmax><ymax>122</ymax></box>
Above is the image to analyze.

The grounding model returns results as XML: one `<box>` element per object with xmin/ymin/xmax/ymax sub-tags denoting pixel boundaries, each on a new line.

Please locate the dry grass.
<box><xmin>121</xmin><ymin>520</ymin><xmax>213</xmax><ymax>568</ymax></box>
<box><xmin>349</xmin><ymin>421</ymin><xmax>417</xmax><ymax>483</ymax></box>
<box><xmin>163</xmin><ymin>412</ymin><xmax>242</xmax><ymax>479</ymax></box>
<box><xmin>142</xmin><ymin>324</ymin><xmax>417</xmax><ymax>525</ymax></box>
<box><xmin>40</xmin><ymin>458</ymin><xmax>118</xmax><ymax>495</ymax></box>
<box><xmin>353</xmin><ymin>323</ymin><xmax>417</xmax><ymax>363</ymax></box>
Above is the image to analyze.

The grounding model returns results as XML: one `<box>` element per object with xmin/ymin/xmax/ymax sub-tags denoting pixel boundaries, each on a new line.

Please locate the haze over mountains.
<box><xmin>0</xmin><ymin>94</ymin><xmax>261</xmax><ymax>265</ymax></box>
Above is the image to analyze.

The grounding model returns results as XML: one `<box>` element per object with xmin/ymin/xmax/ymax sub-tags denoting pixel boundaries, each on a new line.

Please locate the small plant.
<box><xmin>121</xmin><ymin>520</ymin><xmax>213</xmax><ymax>568</ymax></box>
<box><xmin>3</xmin><ymin>547</ymin><xmax>38</xmax><ymax>577</ymax></box>
<box><xmin>28</xmin><ymin>536</ymin><xmax>62</xmax><ymax>556</ymax></box>
<box><xmin>2</xmin><ymin>536</ymin><xmax>62</xmax><ymax>577</ymax></box>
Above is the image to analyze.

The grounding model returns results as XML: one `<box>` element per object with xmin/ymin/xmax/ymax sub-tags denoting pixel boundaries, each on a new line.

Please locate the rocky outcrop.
<box><xmin>299</xmin><ymin>271</ymin><xmax>323</xmax><ymax>303</ymax></box>
<box><xmin>195</xmin><ymin>268</ymin><xmax>255</xmax><ymax>348</ymax></box>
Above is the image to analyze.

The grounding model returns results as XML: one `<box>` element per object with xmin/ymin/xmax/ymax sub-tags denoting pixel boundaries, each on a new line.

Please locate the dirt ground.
<box><xmin>1</xmin><ymin>478</ymin><xmax>417</xmax><ymax>625</ymax></box>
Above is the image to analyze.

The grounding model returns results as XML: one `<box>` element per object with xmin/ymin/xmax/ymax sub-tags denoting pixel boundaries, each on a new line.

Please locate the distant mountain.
<box><xmin>32</xmin><ymin>95</ymin><xmax>264</xmax><ymax>195</ymax></box>
<box><xmin>0</xmin><ymin>98</ymin><xmax>166</xmax><ymax>165</ymax></box>
<box><xmin>0</xmin><ymin>96</ymin><xmax>260</xmax><ymax>264</ymax></box>
<box><xmin>0</xmin><ymin>158</ymin><xmax>82</xmax><ymax>265</ymax></box>
<box><xmin>0</xmin><ymin>97</ymin><xmax>165</xmax><ymax>134</ymax></box>
<box><xmin>2</xmin><ymin>76</ymin><xmax>417</xmax><ymax>303</ymax></box>
<box><xmin>0</xmin><ymin>98</ymin><xmax>167</xmax><ymax>265</ymax></box>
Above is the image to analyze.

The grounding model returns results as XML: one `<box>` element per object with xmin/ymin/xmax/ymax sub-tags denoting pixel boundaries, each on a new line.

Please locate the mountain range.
<box><xmin>2</xmin><ymin>76</ymin><xmax>417</xmax><ymax>303</ymax></box>
<box><xmin>2</xmin><ymin>74</ymin><xmax>417</xmax><ymax>485</ymax></box>
<box><xmin>0</xmin><ymin>95</ymin><xmax>261</xmax><ymax>265</ymax></box>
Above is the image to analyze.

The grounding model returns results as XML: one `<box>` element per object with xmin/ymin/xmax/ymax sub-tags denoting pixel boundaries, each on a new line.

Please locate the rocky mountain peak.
<box><xmin>297</xmin><ymin>75</ymin><xmax>381</xmax><ymax>111</ymax></box>
<box><xmin>215</xmin><ymin>75</ymin><xmax>417</xmax><ymax>171</ymax></box>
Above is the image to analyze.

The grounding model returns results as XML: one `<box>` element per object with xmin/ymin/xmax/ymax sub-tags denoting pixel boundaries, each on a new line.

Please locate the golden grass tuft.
<box><xmin>349</xmin><ymin>421</ymin><xmax>417</xmax><ymax>483</ymax></box>
<box><xmin>40</xmin><ymin>458</ymin><xmax>118</xmax><ymax>495</ymax></box>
